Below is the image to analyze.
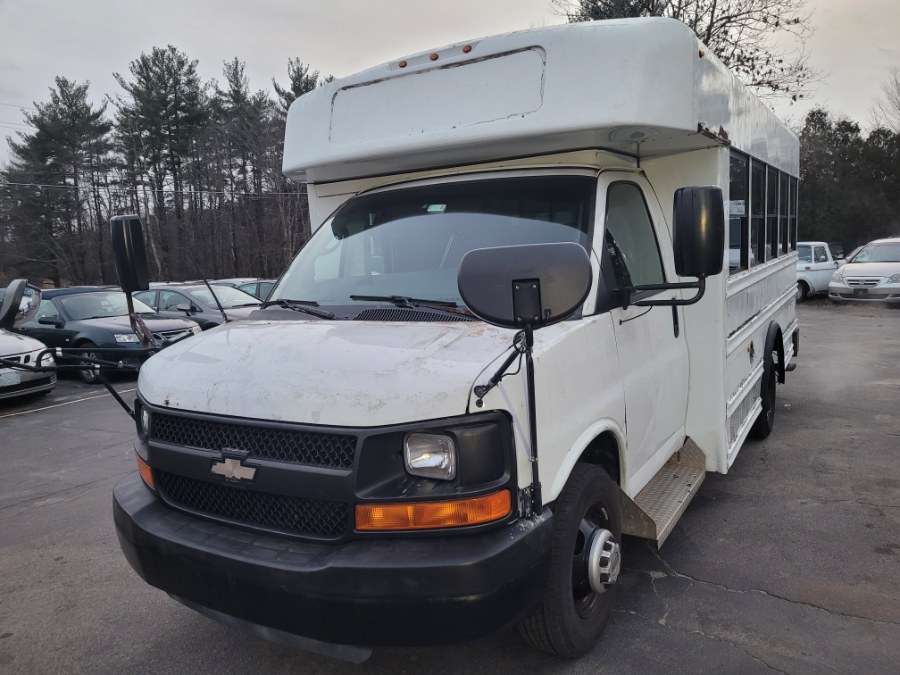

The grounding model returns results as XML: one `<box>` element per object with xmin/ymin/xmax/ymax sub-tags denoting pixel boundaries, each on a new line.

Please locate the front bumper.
<box><xmin>828</xmin><ymin>283</ymin><xmax>900</xmax><ymax>303</ymax></box>
<box><xmin>114</xmin><ymin>474</ymin><xmax>552</xmax><ymax>646</ymax></box>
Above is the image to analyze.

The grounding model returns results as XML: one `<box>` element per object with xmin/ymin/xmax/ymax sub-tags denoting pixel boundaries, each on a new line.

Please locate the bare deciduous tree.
<box><xmin>872</xmin><ymin>66</ymin><xmax>900</xmax><ymax>133</ymax></box>
<box><xmin>552</xmin><ymin>0</ymin><xmax>817</xmax><ymax>100</ymax></box>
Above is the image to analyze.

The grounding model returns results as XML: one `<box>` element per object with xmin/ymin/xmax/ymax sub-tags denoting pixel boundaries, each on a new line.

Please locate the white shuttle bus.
<box><xmin>114</xmin><ymin>18</ymin><xmax>799</xmax><ymax>660</ymax></box>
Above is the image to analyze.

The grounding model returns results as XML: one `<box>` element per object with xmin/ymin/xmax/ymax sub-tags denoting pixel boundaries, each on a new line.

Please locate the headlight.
<box><xmin>887</xmin><ymin>272</ymin><xmax>900</xmax><ymax>284</ymax></box>
<box><xmin>831</xmin><ymin>271</ymin><xmax>843</xmax><ymax>282</ymax></box>
<box><xmin>139</xmin><ymin>406</ymin><xmax>151</xmax><ymax>435</ymax></box>
<box><xmin>404</xmin><ymin>433</ymin><xmax>457</xmax><ymax>480</ymax></box>
<box><xmin>190</xmin><ymin>325</ymin><xmax>202</xmax><ymax>335</ymax></box>
<box><xmin>114</xmin><ymin>333</ymin><xmax>140</xmax><ymax>343</ymax></box>
<box><xmin>37</xmin><ymin>351</ymin><xmax>55</xmax><ymax>367</ymax></box>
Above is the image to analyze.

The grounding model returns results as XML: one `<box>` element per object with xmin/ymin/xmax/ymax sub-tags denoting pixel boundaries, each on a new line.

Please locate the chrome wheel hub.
<box><xmin>587</xmin><ymin>528</ymin><xmax>620</xmax><ymax>592</ymax></box>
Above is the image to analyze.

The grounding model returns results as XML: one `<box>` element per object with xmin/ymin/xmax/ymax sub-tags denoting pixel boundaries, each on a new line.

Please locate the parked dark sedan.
<box><xmin>134</xmin><ymin>283</ymin><xmax>261</xmax><ymax>329</ymax></box>
<box><xmin>17</xmin><ymin>287</ymin><xmax>201</xmax><ymax>384</ymax></box>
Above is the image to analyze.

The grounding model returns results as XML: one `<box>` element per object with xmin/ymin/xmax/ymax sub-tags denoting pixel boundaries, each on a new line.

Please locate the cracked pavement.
<box><xmin>0</xmin><ymin>303</ymin><xmax>898</xmax><ymax>674</ymax></box>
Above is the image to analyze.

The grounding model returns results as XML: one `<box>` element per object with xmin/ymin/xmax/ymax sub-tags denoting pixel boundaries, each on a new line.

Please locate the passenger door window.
<box><xmin>159</xmin><ymin>291</ymin><xmax>188</xmax><ymax>312</ymax></box>
<box><xmin>604</xmin><ymin>182</ymin><xmax>665</xmax><ymax>291</ymax></box>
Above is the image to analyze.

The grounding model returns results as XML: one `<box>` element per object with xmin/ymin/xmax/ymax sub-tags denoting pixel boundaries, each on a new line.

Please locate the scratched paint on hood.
<box><xmin>138</xmin><ymin>320</ymin><xmax>516</xmax><ymax>427</ymax></box>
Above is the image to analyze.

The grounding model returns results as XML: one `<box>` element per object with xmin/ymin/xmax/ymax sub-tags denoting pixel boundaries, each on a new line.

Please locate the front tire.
<box><xmin>797</xmin><ymin>281</ymin><xmax>810</xmax><ymax>302</ymax></box>
<box><xmin>518</xmin><ymin>464</ymin><xmax>622</xmax><ymax>658</ymax></box>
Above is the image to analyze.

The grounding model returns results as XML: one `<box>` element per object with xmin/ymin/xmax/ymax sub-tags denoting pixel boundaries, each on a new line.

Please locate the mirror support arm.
<box><xmin>522</xmin><ymin>323</ymin><xmax>542</xmax><ymax>516</ymax></box>
<box><xmin>616</xmin><ymin>276</ymin><xmax>707</xmax><ymax>309</ymax></box>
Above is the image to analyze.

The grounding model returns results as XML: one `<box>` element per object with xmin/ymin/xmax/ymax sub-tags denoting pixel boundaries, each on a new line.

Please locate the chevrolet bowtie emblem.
<box><xmin>211</xmin><ymin>457</ymin><xmax>257</xmax><ymax>481</ymax></box>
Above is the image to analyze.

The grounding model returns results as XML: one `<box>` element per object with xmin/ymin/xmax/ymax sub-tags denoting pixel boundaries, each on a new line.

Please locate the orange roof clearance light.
<box><xmin>398</xmin><ymin>60</ymin><xmax>408</xmax><ymax>68</ymax></box>
<box><xmin>429</xmin><ymin>53</ymin><xmax>439</xmax><ymax>61</ymax></box>
<box><xmin>462</xmin><ymin>45</ymin><xmax>472</xmax><ymax>54</ymax></box>
<box><xmin>356</xmin><ymin>490</ymin><xmax>511</xmax><ymax>531</ymax></box>
<box><xmin>136</xmin><ymin>453</ymin><xmax>155</xmax><ymax>489</ymax></box>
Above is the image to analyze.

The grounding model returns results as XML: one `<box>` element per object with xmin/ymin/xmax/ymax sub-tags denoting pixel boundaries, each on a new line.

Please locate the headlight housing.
<box><xmin>114</xmin><ymin>333</ymin><xmax>140</xmax><ymax>343</ymax></box>
<box><xmin>887</xmin><ymin>272</ymin><xmax>900</xmax><ymax>284</ymax></box>
<box><xmin>37</xmin><ymin>351</ymin><xmax>55</xmax><ymax>367</ymax></box>
<box><xmin>831</xmin><ymin>270</ymin><xmax>843</xmax><ymax>282</ymax></box>
<box><xmin>404</xmin><ymin>433</ymin><xmax>457</xmax><ymax>480</ymax></box>
<box><xmin>139</xmin><ymin>406</ymin><xmax>151</xmax><ymax>435</ymax></box>
<box><xmin>190</xmin><ymin>324</ymin><xmax>202</xmax><ymax>335</ymax></box>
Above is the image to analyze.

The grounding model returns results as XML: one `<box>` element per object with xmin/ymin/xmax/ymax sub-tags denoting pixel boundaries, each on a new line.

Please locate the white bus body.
<box><xmin>115</xmin><ymin>17</ymin><xmax>799</xmax><ymax>659</ymax></box>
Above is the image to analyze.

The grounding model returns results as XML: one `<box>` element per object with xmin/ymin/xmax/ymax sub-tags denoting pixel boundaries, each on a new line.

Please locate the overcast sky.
<box><xmin>1</xmin><ymin>0</ymin><xmax>898</xmax><ymax>168</ymax></box>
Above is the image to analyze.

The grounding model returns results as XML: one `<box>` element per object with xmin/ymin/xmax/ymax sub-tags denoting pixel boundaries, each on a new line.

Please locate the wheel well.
<box><xmin>577</xmin><ymin>432</ymin><xmax>620</xmax><ymax>485</ymax></box>
<box><xmin>797</xmin><ymin>279</ymin><xmax>810</xmax><ymax>291</ymax></box>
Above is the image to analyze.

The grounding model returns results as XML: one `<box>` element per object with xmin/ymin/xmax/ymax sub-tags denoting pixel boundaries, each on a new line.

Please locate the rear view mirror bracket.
<box><xmin>615</xmin><ymin>277</ymin><xmax>707</xmax><ymax>310</ymax></box>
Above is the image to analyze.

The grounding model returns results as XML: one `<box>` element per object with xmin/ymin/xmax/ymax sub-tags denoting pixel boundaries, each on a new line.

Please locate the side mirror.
<box><xmin>38</xmin><ymin>316</ymin><xmax>62</xmax><ymax>327</ymax></box>
<box><xmin>673</xmin><ymin>186</ymin><xmax>725</xmax><ymax>278</ymax></box>
<box><xmin>457</xmin><ymin>242</ymin><xmax>592</xmax><ymax>329</ymax></box>
<box><xmin>175</xmin><ymin>303</ymin><xmax>192</xmax><ymax>313</ymax></box>
<box><xmin>0</xmin><ymin>279</ymin><xmax>41</xmax><ymax>330</ymax></box>
<box><xmin>111</xmin><ymin>215</ymin><xmax>150</xmax><ymax>293</ymax></box>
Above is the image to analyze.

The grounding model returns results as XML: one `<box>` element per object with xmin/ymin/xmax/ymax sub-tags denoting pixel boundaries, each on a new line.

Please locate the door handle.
<box><xmin>671</xmin><ymin>305</ymin><xmax>679</xmax><ymax>338</ymax></box>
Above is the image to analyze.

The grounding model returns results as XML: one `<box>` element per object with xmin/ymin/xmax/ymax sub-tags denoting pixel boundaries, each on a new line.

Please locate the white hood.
<box><xmin>138</xmin><ymin>319</ymin><xmax>515</xmax><ymax>426</ymax></box>
<box><xmin>839</xmin><ymin>262</ymin><xmax>900</xmax><ymax>278</ymax></box>
<box><xmin>0</xmin><ymin>328</ymin><xmax>45</xmax><ymax>356</ymax></box>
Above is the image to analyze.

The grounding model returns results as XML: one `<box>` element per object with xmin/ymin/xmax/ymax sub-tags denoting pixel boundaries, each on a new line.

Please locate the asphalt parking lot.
<box><xmin>1</xmin><ymin>303</ymin><xmax>898</xmax><ymax>674</ymax></box>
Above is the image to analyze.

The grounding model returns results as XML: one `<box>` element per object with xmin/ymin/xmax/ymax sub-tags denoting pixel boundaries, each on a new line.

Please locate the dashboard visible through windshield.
<box><xmin>273</xmin><ymin>176</ymin><xmax>595</xmax><ymax>313</ymax></box>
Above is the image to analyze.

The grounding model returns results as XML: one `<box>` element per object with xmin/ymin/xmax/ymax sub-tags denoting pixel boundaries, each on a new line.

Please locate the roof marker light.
<box><xmin>399</xmin><ymin>60</ymin><xmax>407</xmax><ymax>68</ymax></box>
<box><xmin>462</xmin><ymin>45</ymin><xmax>472</xmax><ymax>54</ymax></box>
<box><xmin>429</xmin><ymin>53</ymin><xmax>439</xmax><ymax>61</ymax></box>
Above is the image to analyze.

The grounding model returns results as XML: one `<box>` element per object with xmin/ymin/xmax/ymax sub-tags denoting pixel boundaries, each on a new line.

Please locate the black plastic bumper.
<box><xmin>113</xmin><ymin>474</ymin><xmax>553</xmax><ymax>647</ymax></box>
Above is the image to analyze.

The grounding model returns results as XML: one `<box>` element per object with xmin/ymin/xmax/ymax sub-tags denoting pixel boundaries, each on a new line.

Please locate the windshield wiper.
<box><xmin>260</xmin><ymin>298</ymin><xmax>335</xmax><ymax>319</ymax></box>
<box><xmin>349</xmin><ymin>294</ymin><xmax>472</xmax><ymax>317</ymax></box>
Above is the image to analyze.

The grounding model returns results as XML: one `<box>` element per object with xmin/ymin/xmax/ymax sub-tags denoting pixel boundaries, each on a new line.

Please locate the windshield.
<box><xmin>192</xmin><ymin>286</ymin><xmax>261</xmax><ymax>308</ymax></box>
<box><xmin>272</xmin><ymin>176</ymin><xmax>595</xmax><ymax>307</ymax></box>
<box><xmin>60</xmin><ymin>292</ymin><xmax>155</xmax><ymax>320</ymax></box>
<box><xmin>852</xmin><ymin>242</ymin><xmax>900</xmax><ymax>263</ymax></box>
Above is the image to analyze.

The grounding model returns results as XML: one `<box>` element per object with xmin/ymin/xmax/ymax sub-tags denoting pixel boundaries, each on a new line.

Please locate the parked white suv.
<box><xmin>828</xmin><ymin>237</ymin><xmax>900</xmax><ymax>304</ymax></box>
<box><xmin>796</xmin><ymin>241</ymin><xmax>843</xmax><ymax>301</ymax></box>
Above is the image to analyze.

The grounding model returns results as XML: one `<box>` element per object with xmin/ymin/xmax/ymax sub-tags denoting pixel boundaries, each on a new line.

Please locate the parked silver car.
<box><xmin>828</xmin><ymin>237</ymin><xmax>900</xmax><ymax>304</ymax></box>
<box><xmin>134</xmin><ymin>284</ymin><xmax>261</xmax><ymax>330</ymax></box>
<box><xmin>0</xmin><ymin>328</ymin><xmax>56</xmax><ymax>400</ymax></box>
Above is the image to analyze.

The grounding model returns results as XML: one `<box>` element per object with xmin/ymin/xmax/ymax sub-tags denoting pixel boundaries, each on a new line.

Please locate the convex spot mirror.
<box><xmin>0</xmin><ymin>279</ymin><xmax>41</xmax><ymax>330</ymax></box>
<box><xmin>111</xmin><ymin>215</ymin><xmax>150</xmax><ymax>294</ymax></box>
<box><xmin>457</xmin><ymin>242</ymin><xmax>592</xmax><ymax>329</ymax></box>
<box><xmin>673</xmin><ymin>186</ymin><xmax>725</xmax><ymax>278</ymax></box>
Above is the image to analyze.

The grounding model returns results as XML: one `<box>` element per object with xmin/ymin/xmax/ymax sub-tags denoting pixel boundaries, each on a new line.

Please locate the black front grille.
<box><xmin>156</xmin><ymin>470</ymin><xmax>348</xmax><ymax>538</ymax></box>
<box><xmin>150</xmin><ymin>413</ymin><xmax>356</xmax><ymax>469</ymax></box>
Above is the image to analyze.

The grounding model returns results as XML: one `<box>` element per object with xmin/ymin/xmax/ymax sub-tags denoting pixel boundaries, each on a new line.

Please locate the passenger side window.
<box><xmin>797</xmin><ymin>245</ymin><xmax>812</xmax><ymax>263</ymax></box>
<box><xmin>35</xmin><ymin>300</ymin><xmax>60</xmax><ymax>321</ymax></box>
<box><xmin>604</xmin><ymin>183</ymin><xmax>665</xmax><ymax>289</ymax></box>
<box><xmin>159</xmin><ymin>291</ymin><xmax>187</xmax><ymax>312</ymax></box>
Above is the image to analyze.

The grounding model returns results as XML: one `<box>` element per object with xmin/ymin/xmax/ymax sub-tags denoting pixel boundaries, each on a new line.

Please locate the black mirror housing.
<box><xmin>457</xmin><ymin>242</ymin><xmax>592</xmax><ymax>329</ymax></box>
<box><xmin>673</xmin><ymin>186</ymin><xmax>725</xmax><ymax>278</ymax></box>
<box><xmin>0</xmin><ymin>279</ymin><xmax>41</xmax><ymax>330</ymax></box>
<box><xmin>111</xmin><ymin>215</ymin><xmax>150</xmax><ymax>293</ymax></box>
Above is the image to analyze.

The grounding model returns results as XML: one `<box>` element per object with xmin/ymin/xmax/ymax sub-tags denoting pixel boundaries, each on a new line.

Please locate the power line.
<box><xmin>0</xmin><ymin>101</ymin><xmax>37</xmax><ymax>112</ymax></box>
<box><xmin>0</xmin><ymin>181</ymin><xmax>304</xmax><ymax>197</ymax></box>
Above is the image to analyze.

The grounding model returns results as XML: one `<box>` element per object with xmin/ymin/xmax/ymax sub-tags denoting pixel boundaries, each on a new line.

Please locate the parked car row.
<box><xmin>0</xmin><ymin>275</ymin><xmax>274</xmax><ymax>396</ymax></box>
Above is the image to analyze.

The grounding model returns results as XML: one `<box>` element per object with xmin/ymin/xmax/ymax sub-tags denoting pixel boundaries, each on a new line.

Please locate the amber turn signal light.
<box><xmin>356</xmin><ymin>490</ymin><xmax>511</xmax><ymax>531</ymax></box>
<box><xmin>136</xmin><ymin>453</ymin><xmax>155</xmax><ymax>489</ymax></box>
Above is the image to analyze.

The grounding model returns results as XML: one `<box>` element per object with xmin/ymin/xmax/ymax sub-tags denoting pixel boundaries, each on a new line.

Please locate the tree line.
<box><xmin>0</xmin><ymin>49</ymin><xmax>329</xmax><ymax>287</ymax></box>
<box><xmin>2</xmin><ymin>7</ymin><xmax>899</xmax><ymax>287</ymax></box>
